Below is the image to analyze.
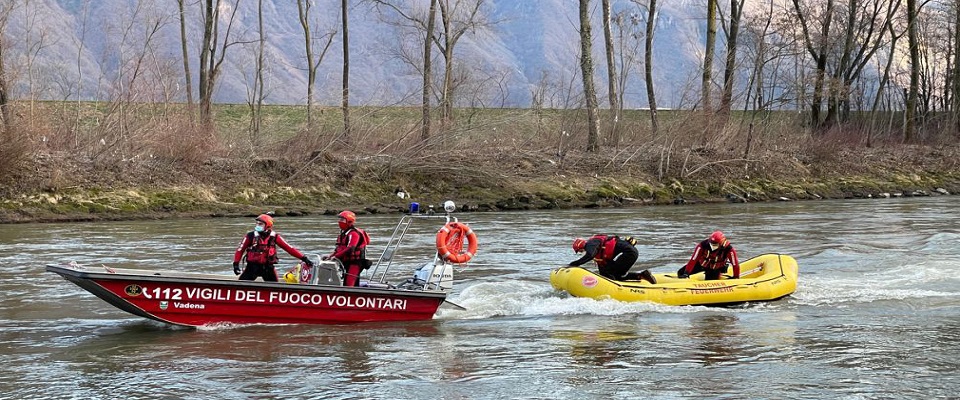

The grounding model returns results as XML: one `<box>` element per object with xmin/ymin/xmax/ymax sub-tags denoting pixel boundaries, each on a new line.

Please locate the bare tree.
<box><xmin>702</xmin><ymin>0</ymin><xmax>718</xmax><ymax>113</ymax></box>
<box><xmin>249</xmin><ymin>0</ymin><xmax>266</xmax><ymax>140</ymax></box>
<box><xmin>644</xmin><ymin>0</ymin><xmax>659</xmax><ymax>136</ymax></box>
<box><xmin>297</xmin><ymin>0</ymin><xmax>336</xmax><ymax>133</ymax></box>
<box><xmin>434</xmin><ymin>0</ymin><xmax>490</xmax><ymax>128</ymax></box>
<box><xmin>0</xmin><ymin>0</ymin><xmax>16</xmax><ymax>136</ymax></box>
<box><xmin>176</xmin><ymin>0</ymin><xmax>194</xmax><ymax>113</ymax></box>
<box><xmin>601</xmin><ymin>0</ymin><xmax>620</xmax><ymax>147</ymax></box>
<box><xmin>198</xmin><ymin>0</ymin><xmax>243</xmax><ymax>129</ymax></box>
<box><xmin>580</xmin><ymin>0</ymin><xmax>600</xmax><ymax>152</ymax></box>
<box><xmin>793</xmin><ymin>0</ymin><xmax>834</xmax><ymax>129</ymax></box>
<box><xmin>718</xmin><ymin>0</ymin><xmax>744</xmax><ymax>117</ymax></box>
<box><xmin>15</xmin><ymin>1</ymin><xmax>51</xmax><ymax>129</ymax></box>
<box><xmin>905</xmin><ymin>0</ymin><xmax>920</xmax><ymax>141</ymax></box>
<box><xmin>422</xmin><ymin>0</ymin><xmax>437</xmax><ymax>141</ymax></box>
<box><xmin>72</xmin><ymin>0</ymin><xmax>93</xmax><ymax>146</ymax></box>
<box><xmin>821</xmin><ymin>0</ymin><xmax>899</xmax><ymax>126</ymax></box>
<box><xmin>372</xmin><ymin>0</ymin><xmax>438</xmax><ymax>141</ymax></box>
<box><xmin>341</xmin><ymin>0</ymin><xmax>351</xmax><ymax>139</ymax></box>
<box><xmin>953</xmin><ymin>0</ymin><xmax>960</xmax><ymax>133</ymax></box>
<box><xmin>373</xmin><ymin>0</ymin><xmax>492</xmax><ymax>138</ymax></box>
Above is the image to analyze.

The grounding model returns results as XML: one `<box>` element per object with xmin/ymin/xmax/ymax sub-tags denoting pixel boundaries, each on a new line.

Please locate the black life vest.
<box><xmin>245</xmin><ymin>231</ymin><xmax>278</xmax><ymax>264</ymax></box>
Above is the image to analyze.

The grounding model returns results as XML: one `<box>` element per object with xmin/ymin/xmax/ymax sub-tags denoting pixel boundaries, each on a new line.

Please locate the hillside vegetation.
<box><xmin>0</xmin><ymin>103</ymin><xmax>957</xmax><ymax>224</ymax></box>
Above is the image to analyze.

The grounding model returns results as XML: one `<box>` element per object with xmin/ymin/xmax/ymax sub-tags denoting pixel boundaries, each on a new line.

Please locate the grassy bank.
<box><xmin>1</xmin><ymin>102</ymin><xmax>958</xmax><ymax>223</ymax></box>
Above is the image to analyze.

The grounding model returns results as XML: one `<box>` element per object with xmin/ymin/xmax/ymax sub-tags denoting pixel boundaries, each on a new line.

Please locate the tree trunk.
<box><xmin>580</xmin><ymin>0</ymin><xmax>601</xmax><ymax>152</ymax></box>
<box><xmin>297</xmin><ymin>0</ymin><xmax>315</xmax><ymax>131</ymax></box>
<box><xmin>702</xmin><ymin>0</ymin><xmax>717</xmax><ymax>113</ymax></box>
<box><xmin>719</xmin><ymin>0</ymin><xmax>743</xmax><ymax>117</ymax></box>
<box><xmin>905</xmin><ymin>0</ymin><xmax>919</xmax><ymax>142</ymax></box>
<box><xmin>601</xmin><ymin>0</ymin><xmax>620</xmax><ymax>148</ymax></box>
<box><xmin>421</xmin><ymin>0</ymin><xmax>437</xmax><ymax>141</ymax></box>
<box><xmin>341</xmin><ymin>0</ymin><xmax>351</xmax><ymax>139</ymax></box>
<box><xmin>953</xmin><ymin>0</ymin><xmax>960</xmax><ymax>134</ymax></box>
<box><xmin>177</xmin><ymin>0</ymin><xmax>194</xmax><ymax>114</ymax></box>
<box><xmin>824</xmin><ymin>0</ymin><xmax>857</xmax><ymax>128</ymax></box>
<box><xmin>645</xmin><ymin>0</ymin><xmax>659</xmax><ymax>136</ymax></box>
<box><xmin>793</xmin><ymin>0</ymin><xmax>834</xmax><ymax>129</ymax></box>
<box><xmin>198</xmin><ymin>0</ymin><xmax>217</xmax><ymax>128</ymax></box>
<box><xmin>249</xmin><ymin>0</ymin><xmax>265</xmax><ymax>140</ymax></box>
<box><xmin>298</xmin><ymin>0</ymin><xmax>335</xmax><ymax>135</ymax></box>
<box><xmin>0</xmin><ymin>21</ymin><xmax>9</xmax><ymax>136</ymax></box>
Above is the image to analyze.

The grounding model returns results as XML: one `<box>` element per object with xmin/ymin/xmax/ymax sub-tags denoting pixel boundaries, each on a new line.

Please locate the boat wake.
<box><xmin>438</xmin><ymin>281</ymin><xmax>718</xmax><ymax>321</ymax></box>
<box><xmin>792</xmin><ymin>258</ymin><xmax>960</xmax><ymax>306</ymax></box>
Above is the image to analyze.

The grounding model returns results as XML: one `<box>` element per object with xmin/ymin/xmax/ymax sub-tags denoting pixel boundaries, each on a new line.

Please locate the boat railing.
<box><xmin>368</xmin><ymin>213</ymin><xmax>455</xmax><ymax>286</ymax></box>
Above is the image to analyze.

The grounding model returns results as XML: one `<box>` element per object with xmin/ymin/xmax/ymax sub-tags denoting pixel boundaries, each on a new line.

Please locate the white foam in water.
<box><xmin>437</xmin><ymin>281</ymin><xmax>703</xmax><ymax>320</ymax></box>
<box><xmin>793</xmin><ymin>258</ymin><xmax>960</xmax><ymax>306</ymax></box>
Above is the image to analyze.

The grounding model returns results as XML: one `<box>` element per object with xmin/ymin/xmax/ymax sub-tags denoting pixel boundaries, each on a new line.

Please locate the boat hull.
<box><xmin>47</xmin><ymin>263</ymin><xmax>446</xmax><ymax>327</ymax></box>
<box><xmin>550</xmin><ymin>253</ymin><xmax>798</xmax><ymax>306</ymax></box>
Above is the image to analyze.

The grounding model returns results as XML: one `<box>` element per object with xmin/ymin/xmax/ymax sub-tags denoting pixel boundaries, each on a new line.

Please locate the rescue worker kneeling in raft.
<box><xmin>568</xmin><ymin>235</ymin><xmax>657</xmax><ymax>284</ymax></box>
<box><xmin>677</xmin><ymin>230</ymin><xmax>740</xmax><ymax>281</ymax></box>
<box><xmin>233</xmin><ymin>214</ymin><xmax>314</xmax><ymax>282</ymax></box>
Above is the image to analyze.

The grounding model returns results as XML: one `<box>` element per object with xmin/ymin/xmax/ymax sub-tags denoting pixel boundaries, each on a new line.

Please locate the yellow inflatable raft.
<box><xmin>550</xmin><ymin>253</ymin><xmax>798</xmax><ymax>306</ymax></box>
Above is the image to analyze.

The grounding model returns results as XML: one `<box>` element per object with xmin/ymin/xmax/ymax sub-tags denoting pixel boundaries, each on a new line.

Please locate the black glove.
<box><xmin>233</xmin><ymin>262</ymin><xmax>241</xmax><ymax>275</ymax></box>
<box><xmin>676</xmin><ymin>266</ymin><xmax>690</xmax><ymax>278</ymax></box>
<box><xmin>301</xmin><ymin>256</ymin><xmax>314</xmax><ymax>267</ymax></box>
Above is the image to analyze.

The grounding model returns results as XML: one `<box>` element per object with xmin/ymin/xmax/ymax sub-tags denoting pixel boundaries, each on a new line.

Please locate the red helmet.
<box><xmin>338</xmin><ymin>210</ymin><xmax>356</xmax><ymax>230</ymax></box>
<box><xmin>256</xmin><ymin>214</ymin><xmax>274</xmax><ymax>229</ymax></box>
<box><xmin>572</xmin><ymin>238</ymin><xmax>587</xmax><ymax>253</ymax></box>
<box><xmin>708</xmin><ymin>231</ymin><xmax>727</xmax><ymax>246</ymax></box>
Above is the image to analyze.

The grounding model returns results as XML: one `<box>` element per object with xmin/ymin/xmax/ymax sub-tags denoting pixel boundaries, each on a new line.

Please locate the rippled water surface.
<box><xmin>2</xmin><ymin>197</ymin><xmax>960</xmax><ymax>399</ymax></box>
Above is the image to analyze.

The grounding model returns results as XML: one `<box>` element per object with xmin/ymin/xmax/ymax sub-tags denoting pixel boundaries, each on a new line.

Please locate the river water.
<box><xmin>2</xmin><ymin>197</ymin><xmax>959</xmax><ymax>399</ymax></box>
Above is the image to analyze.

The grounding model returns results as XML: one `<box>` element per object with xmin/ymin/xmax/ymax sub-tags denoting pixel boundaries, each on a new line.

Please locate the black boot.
<box><xmin>639</xmin><ymin>269</ymin><xmax>657</xmax><ymax>284</ymax></box>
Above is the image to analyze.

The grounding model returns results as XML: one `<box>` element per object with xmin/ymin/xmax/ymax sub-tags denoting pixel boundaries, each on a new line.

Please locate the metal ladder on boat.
<box><xmin>368</xmin><ymin>214</ymin><xmax>455</xmax><ymax>289</ymax></box>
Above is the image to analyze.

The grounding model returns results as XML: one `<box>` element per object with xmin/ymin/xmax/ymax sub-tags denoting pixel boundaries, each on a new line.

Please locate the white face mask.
<box><xmin>709</xmin><ymin>242</ymin><xmax>719</xmax><ymax>251</ymax></box>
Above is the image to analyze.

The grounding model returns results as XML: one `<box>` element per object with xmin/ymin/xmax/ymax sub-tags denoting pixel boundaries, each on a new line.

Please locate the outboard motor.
<box><xmin>400</xmin><ymin>261</ymin><xmax>454</xmax><ymax>291</ymax></box>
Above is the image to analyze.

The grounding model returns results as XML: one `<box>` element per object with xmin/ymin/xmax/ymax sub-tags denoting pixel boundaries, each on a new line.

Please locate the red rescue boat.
<box><xmin>46</xmin><ymin>206</ymin><xmax>477</xmax><ymax>327</ymax></box>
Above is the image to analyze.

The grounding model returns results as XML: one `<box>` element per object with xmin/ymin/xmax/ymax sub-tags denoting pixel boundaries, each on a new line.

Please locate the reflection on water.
<box><xmin>685</xmin><ymin>313</ymin><xmax>742</xmax><ymax>366</ymax></box>
<box><xmin>560</xmin><ymin>329</ymin><xmax>638</xmax><ymax>369</ymax></box>
<box><xmin>1</xmin><ymin>197</ymin><xmax>960</xmax><ymax>398</ymax></box>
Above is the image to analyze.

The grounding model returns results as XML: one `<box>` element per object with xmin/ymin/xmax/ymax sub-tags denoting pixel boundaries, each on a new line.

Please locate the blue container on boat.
<box><xmin>409</xmin><ymin>202</ymin><xmax>419</xmax><ymax>214</ymax></box>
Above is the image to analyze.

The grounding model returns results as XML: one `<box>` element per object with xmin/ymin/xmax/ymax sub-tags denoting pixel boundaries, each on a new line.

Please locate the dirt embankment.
<box><xmin>2</xmin><ymin>145</ymin><xmax>959</xmax><ymax>224</ymax></box>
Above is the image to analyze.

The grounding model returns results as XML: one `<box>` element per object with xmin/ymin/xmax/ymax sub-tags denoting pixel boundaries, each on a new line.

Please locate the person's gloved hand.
<box><xmin>301</xmin><ymin>256</ymin><xmax>314</xmax><ymax>267</ymax></box>
<box><xmin>676</xmin><ymin>266</ymin><xmax>690</xmax><ymax>279</ymax></box>
<box><xmin>321</xmin><ymin>255</ymin><xmax>331</xmax><ymax>261</ymax></box>
<box><xmin>233</xmin><ymin>262</ymin><xmax>241</xmax><ymax>275</ymax></box>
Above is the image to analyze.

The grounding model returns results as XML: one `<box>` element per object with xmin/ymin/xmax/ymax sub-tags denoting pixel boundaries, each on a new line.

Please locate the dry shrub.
<box><xmin>270</xmin><ymin>126</ymin><xmax>336</xmax><ymax>161</ymax></box>
<box><xmin>0</xmin><ymin>127</ymin><xmax>30</xmax><ymax>182</ymax></box>
<box><xmin>141</xmin><ymin>120</ymin><xmax>219</xmax><ymax>167</ymax></box>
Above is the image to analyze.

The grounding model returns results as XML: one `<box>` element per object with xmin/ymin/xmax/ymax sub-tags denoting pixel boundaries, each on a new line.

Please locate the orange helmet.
<box><xmin>572</xmin><ymin>238</ymin><xmax>587</xmax><ymax>253</ymax></box>
<box><xmin>338</xmin><ymin>210</ymin><xmax>356</xmax><ymax>223</ymax></box>
<box><xmin>338</xmin><ymin>210</ymin><xmax>356</xmax><ymax>230</ymax></box>
<box><xmin>256</xmin><ymin>214</ymin><xmax>274</xmax><ymax>230</ymax></box>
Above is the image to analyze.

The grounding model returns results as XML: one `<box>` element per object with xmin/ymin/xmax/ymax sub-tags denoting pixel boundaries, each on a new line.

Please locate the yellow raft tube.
<box><xmin>550</xmin><ymin>253</ymin><xmax>798</xmax><ymax>306</ymax></box>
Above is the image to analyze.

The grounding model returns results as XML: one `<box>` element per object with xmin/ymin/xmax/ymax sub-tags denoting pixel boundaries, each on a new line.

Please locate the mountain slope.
<box><xmin>9</xmin><ymin>0</ymin><xmax>713</xmax><ymax>108</ymax></box>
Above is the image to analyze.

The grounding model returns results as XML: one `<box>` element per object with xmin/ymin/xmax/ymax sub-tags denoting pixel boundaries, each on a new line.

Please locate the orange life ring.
<box><xmin>436</xmin><ymin>221</ymin><xmax>478</xmax><ymax>264</ymax></box>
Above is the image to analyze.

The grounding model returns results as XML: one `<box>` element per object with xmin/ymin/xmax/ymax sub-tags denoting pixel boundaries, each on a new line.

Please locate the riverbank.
<box><xmin>2</xmin><ymin>144</ymin><xmax>958</xmax><ymax>224</ymax></box>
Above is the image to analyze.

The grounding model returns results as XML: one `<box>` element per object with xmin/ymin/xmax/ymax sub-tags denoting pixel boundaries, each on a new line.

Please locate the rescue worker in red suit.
<box><xmin>322</xmin><ymin>210</ymin><xmax>370</xmax><ymax>287</ymax></box>
<box><xmin>568</xmin><ymin>235</ymin><xmax>656</xmax><ymax>284</ymax></box>
<box><xmin>233</xmin><ymin>214</ymin><xmax>314</xmax><ymax>281</ymax></box>
<box><xmin>677</xmin><ymin>230</ymin><xmax>740</xmax><ymax>280</ymax></box>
